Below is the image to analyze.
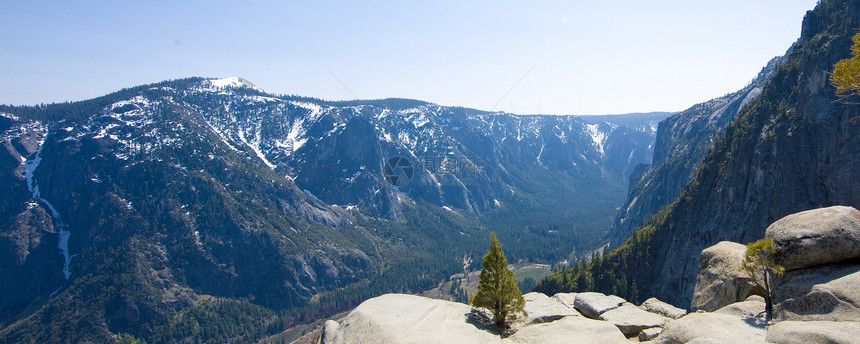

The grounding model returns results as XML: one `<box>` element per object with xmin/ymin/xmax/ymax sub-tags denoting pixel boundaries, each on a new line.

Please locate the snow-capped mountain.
<box><xmin>0</xmin><ymin>77</ymin><xmax>667</xmax><ymax>342</ymax></box>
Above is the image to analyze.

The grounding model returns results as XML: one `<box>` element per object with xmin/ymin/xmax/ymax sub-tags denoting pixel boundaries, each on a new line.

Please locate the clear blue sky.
<box><xmin>1</xmin><ymin>1</ymin><xmax>818</xmax><ymax>115</ymax></box>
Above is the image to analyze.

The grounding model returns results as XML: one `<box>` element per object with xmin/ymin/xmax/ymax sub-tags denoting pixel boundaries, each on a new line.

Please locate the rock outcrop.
<box><xmin>690</xmin><ymin>241</ymin><xmax>759</xmax><ymax>311</ymax></box>
<box><xmin>550</xmin><ymin>292</ymin><xmax>576</xmax><ymax>308</ymax></box>
<box><xmin>682</xmin><ymin>206</ymin><xmax>860</xmax><ymax>342</ymax></box>
<box><xmin>321</xmin><ymin>291</ymin><xmax>689</xmax><ymax>343</ymax></box>
<box><xmin>765</xmin><ymin>321</ymin><xmax>860</xmax><ymax>344</ymax></box>
<box><xmin>572</xmin><ymin>292</ymin><xmax>625</xmax><ymax>318</ymax></box>
<box><xmin>763</xmin><ymin>206</ymin><xmax>860</xmax><ymax>322</ymax></box>
<box><xmin>323</xmin><ymin>294</ymin><xmax>503</xmax><ymax>344</ymax></box>
<box><xmin>520</xmin><ymin>292</ymin><xmax>580</xmax><ymax>325</ymax></box>
<box><xmin>508</xmin><ymin>316</ymin><xmax>629</xmax><ymax>344</ymax></box>
<box><xmin>323</xmin><ymin>206</ymin><xmax>860</xmax><ymax>343</ymax></box>
<box><xmin>640</xmin><ymin>297</ymin><xmax>687</xmax><ymax>319</ymax></box>
<box><xmin>765</xmin><ymin>206</ymin><xmax>860</xmax><ymax>271</ymax></box>
<box><xmin>323</xmin><ymin>280</ymin><xmax>855</xmax><ymax>343</ymax></box>
<box><xmin>654</xmin><ymin>312</ymin><xmax>767</xmax><ymax>344</ymax></box>
<box><xmin>598</xmin><ymin>303</ymin><xmax>668</xmax><ymax>336</ymax></box>
<box><xmin>321</xmin><ymin>293</ymin><xmax>632</xmax><ymax>344</ymax></box>
<box><xmin>774</xmin><ymin>263</ymin><xmax>860</xmax><ymax>321</ymax></box>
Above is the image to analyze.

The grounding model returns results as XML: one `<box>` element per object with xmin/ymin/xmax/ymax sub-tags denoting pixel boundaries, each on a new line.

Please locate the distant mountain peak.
<box><xmin>204</xmin><ymin>76</ymin><xmax>263</xmax><ymax>92</ymax></box>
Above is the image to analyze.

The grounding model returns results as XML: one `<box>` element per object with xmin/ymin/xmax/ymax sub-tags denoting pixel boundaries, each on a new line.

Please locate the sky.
<box><xmin>1</xmin><ymin>1</ymin><xmax>819</xmax><ymax>115</ymax></box>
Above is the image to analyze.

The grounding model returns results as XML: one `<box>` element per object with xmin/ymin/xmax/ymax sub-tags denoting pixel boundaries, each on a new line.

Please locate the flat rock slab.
<box><xmin>640</xmin><ymin>297</ymin><xmax>687</xmax><ymax>319</ymax></box>
<box><xmin>574</xmin><ymin>292</ymin><xmax>626</xmax><ymax>319</ymax></box>
<box><xmin>599</xmin><ymin>303</ymin><xmax>669</xmax><ymax>337</ymax></box>
<box><xmin>550</xmin><ymin>292</ymin><xmax>577</xmax><ymax>308</ymax></box>
<box><xmin>519</xmin><ymin>292</ymin><xmax>579</xmax><ymax>325</ymax></box>
<box><xmin>714</xmin><ymin>297</ymin><xmax>765</xmax><ymax>321</ymax></box>
<box><xmin>765</xmin><ymin>206</ymin><xmax>860</xmax><ymax>271</ymax></box>
<box><xmin>325</xmin><ymin>294</ymin><xmax>502</xmax><ymax>344</ymax></box>
<box><xmin>654</xmin><ymin>312</ymin><xmax>766</xmax><ymax>344</ymax></box>
<box><xmin>324</xmin><ymin>293</ymin><xmax>624</xmax><ymax>344</ymax></box>
<box><xmin>508</xmin><ymin>315</ymin><xmax>629</xmax><ymax>344</ymax></box>
<box><xmin>766</xmin><ymin>320</ymin><xmax>860</xmax><ymax>344</ymax></box>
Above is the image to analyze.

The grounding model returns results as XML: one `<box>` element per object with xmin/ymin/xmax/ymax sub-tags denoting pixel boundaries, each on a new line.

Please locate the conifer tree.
<box><xmin>739</xmin><ymin>238</ymin><xmax>784</xmax><ymax>322</ymax></box>
<box><xmin>471</xmin><ymin>233</ymin><xmax>525</xmax><ymax>330</ymax></box>
<box><xmin>832</xmin><ymin>30</ymin><xmax>860</xmax><ymax>96</ymax></box>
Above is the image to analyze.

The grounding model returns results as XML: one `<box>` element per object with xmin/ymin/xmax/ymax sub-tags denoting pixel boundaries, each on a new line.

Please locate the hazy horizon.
<box><xmin>1</xmin><ymin>1</ymin><xmax>818</xmax><ymax>115</ymax></box>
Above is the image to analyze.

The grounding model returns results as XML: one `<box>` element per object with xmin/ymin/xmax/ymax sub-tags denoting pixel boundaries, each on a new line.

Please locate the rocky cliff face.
<box><xmin>640</xmin><ymin>0</ymin><xmax>860</xmax><ymax>307</ymax></box>
<box><xmin>607</xmin><ymin>57</ymin><xmax>782</xmax><ymax>247</ymax></box>
<box><xmin>538</xmin><ymin>0</ymin><xmax>860</xmax><ymax>311</ymax></box>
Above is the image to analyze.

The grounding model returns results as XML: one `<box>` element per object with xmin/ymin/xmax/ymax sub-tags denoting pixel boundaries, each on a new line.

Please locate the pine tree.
<box><xmin>832</xmin><ymin>30</ymin><xmax>860</xmax><ymax>96</ymax></box>
<box><xmin>471</xmin><ymin>233</ymin><xmax>525</xmax><ymax>330</ymax></box>
<box><xmin>630</xmin><ymin>279</ymin><xmax>639</xmax><ymax>304</ymax></box>
<box><xmin>739</xmin><ymin>238</ymin><xmax>784</xmax><ymax>322</ymax></box>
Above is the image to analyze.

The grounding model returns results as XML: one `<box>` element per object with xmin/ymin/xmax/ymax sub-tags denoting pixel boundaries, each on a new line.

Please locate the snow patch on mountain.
<box><xmin>412</xmin><ymin>114</ymin><xmax>430</xmax><ymax>128</ymax></box>
<box><xmin>208</xmin><ymin>77</ymin><xmax>263</xmax><ymax>92</ymax></box>
<box><xmin>537</xmin><ymin>143</ymin><xmax>545</xmax><ymax>165</ymax></box>
<box><xmin>586</xmin><ymin>123</ymin><xmax>607</xmax><ymax>156</ymax></box>
<box><xmin>303</xmin><ymin>189</ymin><xmax>322</xmax><ymax>202</ymax></box>
<box><xmin>238</xmin><ymin>126</ymin><xmax>275</xmax><ymax>169</ymax></box>
<box><xmin>554</xmin><ymin>126</ymin><xmax>568</xmax><ymax>143</ymax></box>
<box><xmin>291</xmin><ymin>101</ymin><xmax>325</xmax><ymax>122</ymax></box>
<box><xmin>286</xmin><ymin>118</ymin><xmax>309</xmax><ymax>152</ymax></box>
<box><xmin>204</xmin><ymin>120</ymin><xmax>240</xmax><ymax>152</ymax></box>
<box><xmin>110</xmin><ymin>95</ymin><xmax>151</xmax><ymax>111</ymax></box>
<box><xmin>22</xmin><ymin>130</ymin><xmax>72</xmax><ymax>280</ymax></box>
<box><xmin>1</xmin><ymin>112</ymin><xmax>20</xmax><ymax>121</ymax></box>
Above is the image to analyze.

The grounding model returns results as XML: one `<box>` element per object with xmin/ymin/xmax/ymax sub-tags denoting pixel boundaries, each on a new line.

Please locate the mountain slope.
<box><xmin>0</xmin><ymin>78</ymin><xmax>665</xmax><ymax>342</ymax></box>
<box><xmin>538</xmin><ymin>0</ymin><xmax>860</xmax><ymax>308</ymax></box>
<box><xmin>607</xmin><ymin>57</ymin><xmax>783</xmax><ymax>247</ymax></box>
<box><xmin>645</xmin><ymin>0</ymin><xmax>860</xmax><ymax>306</ymax></box>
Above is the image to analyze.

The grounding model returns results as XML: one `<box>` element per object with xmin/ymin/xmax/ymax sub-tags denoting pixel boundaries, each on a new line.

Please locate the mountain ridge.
<box><xmin>0</xmin><ymin>76</ymin><xmax>667</xmax><ymax>342</ymax></box>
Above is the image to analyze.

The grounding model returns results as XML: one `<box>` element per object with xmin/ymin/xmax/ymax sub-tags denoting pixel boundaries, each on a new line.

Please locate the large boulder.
<box><xmin>323</xmin><ymin>294</ymin><xmax>502</xmax><ymax>344</ymax></box>
<box><xmin>573</xmin><ymin>292</ymin><xmax>625</xmax><ymax>318</ymax></box>
<box><xmin>508</xmin><ymin>316</ymin><xmax>629</xmax><ymax>344</ymax></box>
<box><xmin>765</xmin><ymin>206</ymin><xmax>860</xmax><ymax>271</ymax></box>
<box><xmin>598</xmin><ymin>303</ymin><xmax>669</xmax><ymax>337</ymax></box>
<box><xmin>519</xmin><ymin>292</ymin><xmax>579</xmax><ymax>325</ymax></box>
<box><xmin>640</xmin><ymin>297</ymin><xmax>687</xmax><ymax>319</ymax></box>
<box><xmin>654</xmin><ymin>312</ymin><xmax>766</xmax><ymax>344</ymax></box>
<box><xmin>773</xmin><ymin>263</ymin><xmax>860</xmax><ymax>321</ymax></box>
<box><xmin>765</xmin><ymin>321</ymin><xmax>860</xmax><ymax>344</ymax></box>
<box><xmin>690</xmin><ymin>241</ymin><xmax>759</xmax><ymax>311</ymax></box>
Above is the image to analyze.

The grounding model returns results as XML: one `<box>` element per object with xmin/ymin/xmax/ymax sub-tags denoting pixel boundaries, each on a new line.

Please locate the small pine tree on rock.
<box><xmin>739</xmin><ymin>238</ymin><xmax>784</xmax><ymax>322</ymax></box>
<box><xmin>470</xmin><ymin>233</ymin><xmax>525</xmax><ymax>330</ymax></box>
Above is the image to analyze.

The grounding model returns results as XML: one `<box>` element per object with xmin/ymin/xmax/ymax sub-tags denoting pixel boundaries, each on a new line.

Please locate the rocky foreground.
<box><xmin>318</xmin><ymin>206</ymin><xmax>860</xmax><ymax>343</ymax></box>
